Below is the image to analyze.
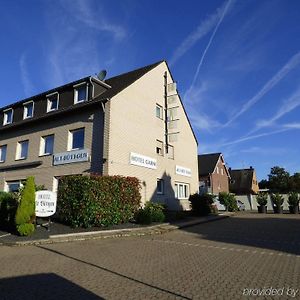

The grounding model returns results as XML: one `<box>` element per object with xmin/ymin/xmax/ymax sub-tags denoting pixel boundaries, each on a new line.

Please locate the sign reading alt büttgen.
<box><xmin>130</xmin><ymin>152</ymin><xmax>157</xmax><ymax>169</ymax></box>
<box><xmin>53</xmin><ymin>149</ymin><xmax>89</xmax><ymax>166</ymax></box>
<box><xmin>176</xmin><ymin>165</ymin><xmax>192</xmax><ymax>177</ymax></box>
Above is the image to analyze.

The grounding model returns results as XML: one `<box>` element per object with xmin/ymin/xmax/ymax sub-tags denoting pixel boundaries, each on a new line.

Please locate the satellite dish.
<box><xmin>97</xmin><ymin>70</ymin><xmax>107</xmax><ymax>81</ymax></box>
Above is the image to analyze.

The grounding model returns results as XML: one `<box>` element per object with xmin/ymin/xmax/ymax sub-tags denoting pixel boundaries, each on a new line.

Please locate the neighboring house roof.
<box><xmin>229</xmin><ymin>168</ymin><xmax>256</xmax><ymax>194</ymax></box>
<box><xmin>198</xmin><ymin>153</ymin><xmax>221</xmax><ymax>176</ymax></box>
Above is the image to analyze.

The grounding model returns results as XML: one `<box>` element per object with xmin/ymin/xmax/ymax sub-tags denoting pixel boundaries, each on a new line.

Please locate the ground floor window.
<box><xmin>157</xmin><ymin>179</ymin><xmax>164</xmax><ymax>195</ymax></box>
<box><xmin>175</xmin><ymin>182</ymin><xmax>190</xmax><ymax>199</ymax></box>
<box><xmin>5</xmin><ymin>180</ymin><xmax>24</xmax><ymax>192</ymax></box>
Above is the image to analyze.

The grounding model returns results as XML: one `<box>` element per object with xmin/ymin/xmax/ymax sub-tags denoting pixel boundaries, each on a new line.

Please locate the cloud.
<box><xmin>221</xmin><ymin>128</ymin><xmax>289</xmax><ymax>147</ymax></box>
<box><xmin>240</xmin><ymin>146</ymin><xmax>287</xmax><ymax>155</ymax></box>
<box><xmin>283</xmin><ymin>122</ymin><xmax>300</xmax><ymax>129</ymax></box>
<box><xmin>169</xmin><ymin>0</ymin><xmax>233</xmax><ymax>66</ymax></box>
<box><xmin>256</xmin><ymin>87</ymin><xmax>300</xmax><ymax>128</ymax></box>
<box><xmin>224</xmin><ymin>51</ymin><xmax>300</xmax><ymax>127</ymax></box>
<box><xmin>19</xmin><ymin>53</ymin><xmax>35</xmax><ymax>97</ymax></box>
<box><xmin>59</xmin><ymin>0</ymin><xmax>126</xmax><ymax>41</ymax></box>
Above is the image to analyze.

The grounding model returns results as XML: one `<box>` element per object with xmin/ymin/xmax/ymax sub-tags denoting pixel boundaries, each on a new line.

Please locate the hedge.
<box><xmin>189</xmin><ymin>193</ymin><xmax>216</xmax><ymax>216</ymax></box>
<box><xmin>0</xmin><ymin>191</ymin><xmax>18</xmax><ymax>230</ymax></box>
<box><xmin>57</xmin><ymin>175</ymin><xmax>141</xmax><ymax>227</ymax></box>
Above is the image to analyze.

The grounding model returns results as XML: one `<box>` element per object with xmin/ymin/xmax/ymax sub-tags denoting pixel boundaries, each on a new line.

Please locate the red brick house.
<box><xmin>198</xmin><ymin>153</ymin><xmax>230</xmax><ymax>195</ymax></box>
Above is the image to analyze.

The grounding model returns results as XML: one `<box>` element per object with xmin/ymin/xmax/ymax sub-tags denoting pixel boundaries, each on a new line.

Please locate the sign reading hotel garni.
<box><xmin>130</xmin><ymin>152</ymin><xmax>157</xmax><ymax>169</ymax></box>
<box><xmin>35</xmin><ymin>191</ymin><xmax>57</xmax><ymax>217</ymax></box>
<box><xmin>53</xmin><ymin>149</ymin><xmax>89</xmax><ymax>166</ymax></box>
<box><xmin>176</xmin><ymin>165</ymin><xmax>192</xmax><ymax>177</ymax></box>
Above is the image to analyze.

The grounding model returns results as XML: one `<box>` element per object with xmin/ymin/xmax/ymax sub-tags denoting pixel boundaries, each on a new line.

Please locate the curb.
<box><xmin>1</xmin><ymin>214</ymin><xmax>232</xmax><ymax>247</ymax></box>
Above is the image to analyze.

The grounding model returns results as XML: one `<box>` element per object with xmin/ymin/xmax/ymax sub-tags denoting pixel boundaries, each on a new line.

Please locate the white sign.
<box><xmin>130</xmin><ymin>152</ymin><xmax>157</xmax><ymax>169</ymax></box>
<box><xmin>35</xmin><ymin>191</ymin><xmax>57</xmax><ymax>217</ymax></box>
<box><xmin>176</xmin><ymin>165</ymin><xmax>192</xmax><ymax>177</ymax></box>
<box><xmin>53</xmin><ymin>149</ymin><xmax>89</xmax><ymax>166</ymax></box>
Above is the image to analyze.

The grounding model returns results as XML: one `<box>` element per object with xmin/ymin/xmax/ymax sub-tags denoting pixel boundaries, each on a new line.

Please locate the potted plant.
<box><xmin>271</xmin><ymin>193</ymin><xmax>284</xmax><ymax>214</ymax></box>
<box><xmin>256</xmin><ymin>192</ymin><xmax>268</xmax><ymax>213</ymax></box>
<box><xmin>288</xmin><ymin>192</ymin><xmax>299</xmax><ymax>214</ymax></box>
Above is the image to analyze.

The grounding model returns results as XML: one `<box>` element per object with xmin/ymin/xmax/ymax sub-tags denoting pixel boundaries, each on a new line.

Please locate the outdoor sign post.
<box><xmin>35</xmin><ymin>191</ymin><xmax>57</xmax><ymax>231</ymax></box>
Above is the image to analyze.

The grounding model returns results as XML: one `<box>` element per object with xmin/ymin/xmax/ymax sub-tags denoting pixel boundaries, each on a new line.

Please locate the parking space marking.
<box><xmin>146</xmin><ymin>238</ymin><xmax>300</xmax><ymax>259</ymax></box>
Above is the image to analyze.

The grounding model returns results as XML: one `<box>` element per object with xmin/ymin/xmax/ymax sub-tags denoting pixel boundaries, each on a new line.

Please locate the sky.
<box><xmin>0</xmin><ymin>0</ymin><xmax>300</xmax><ymax>181</ymax></box>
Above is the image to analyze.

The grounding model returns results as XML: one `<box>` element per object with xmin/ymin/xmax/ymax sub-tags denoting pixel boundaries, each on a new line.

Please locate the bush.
<box><xmin>219</xmin><ymin>192</ymin><xmax>238</xmax><ymax>212</ymax></box>
<box><xmin>57</xmin><ymin>175</ymin><xmax>141</xmax><ymax>228</ymax></box>
<box><xmin>135</xmin><ymin>202</ymin><xmax>165</xmax><ymax>224</ymax></box>
<box><xmin>135</xmin><ymin>208</ymin><xmax>152</xmax><ymax>224</ymax></box>
<box><xmin>271</xmin><ymin>193</ymin><xmax>284</xmax><ymax>207</ymax></box>
<box><xmin>0</xmin><ymin>191</ymin><xmax>18</xmax><ymax>229</ymax></box>
<box><xmin>256</xmin><ymin>192</ymin><xmax>268</xmax><ymax>206</ymax></box>
<box><xmin>189</xmin><ymin>193</ymin><xmax>215</xmax><ymax>216</ymax></box>
<box><xmin>15</xmin><ymin>177</ymin><xmax>36</xmax><ymax>236</ymax></box>
<box><xmin>288</xmin><ymin>192</ymin><xmax>299</xmax><ymax>206</ymax></box>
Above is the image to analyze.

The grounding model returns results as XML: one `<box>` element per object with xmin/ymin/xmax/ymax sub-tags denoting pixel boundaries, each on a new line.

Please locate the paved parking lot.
<box><xmin>0</xmin><ymin>213</ymin><xmax>299</xmax><ymax>299</ymax></box>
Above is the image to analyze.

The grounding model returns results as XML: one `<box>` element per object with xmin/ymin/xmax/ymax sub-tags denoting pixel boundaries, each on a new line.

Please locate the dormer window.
<box><xmin>23</xmin><ymin>101</ymin><xmax>34</xmax><ymax>119</ymax></box>
<box><xmin>74</xmin><ymin>83</ymin><xmax>88</xmax><ymax>104</ymax></box>
<box><xmin>47</xmin><ymin>92</ymin><xmax>59</xmax><ymax>112</ymax></box>
<box><xmin>3</xmin><ymin>108</ymin><xmax>13</xmax><ymax>125</ymax></box>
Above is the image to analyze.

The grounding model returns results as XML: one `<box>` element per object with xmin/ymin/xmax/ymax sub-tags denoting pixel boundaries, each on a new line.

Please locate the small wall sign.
<box><xmin>53</xmin><ymin>149</ymin><xmax>89</xmax><ymax>166</ymax></box>
<box><xmin>35</xmin><ymin>190</ymin><xmax>57</xmax><ymax>217</ymax></box>
<box><xmin>130</xmin><ymin>152</ymin><xmax>157</xmax><ymax>169</ymax></box>
<box><xmin>176</xmin><ymin>165</ymin><xmax>192</xmax><ymax>177</ymax></box>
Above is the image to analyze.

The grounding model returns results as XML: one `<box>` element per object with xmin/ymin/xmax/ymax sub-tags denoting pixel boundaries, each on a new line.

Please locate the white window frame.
<box><xmin>3</xmin><ymin>108</ymin><xmax>13</xmax><ymax>125</ymax></box>
<box><xmin>216</xmin><ymin>166</ymin><xmax>219</xmax><ymax>174</ymax></box>
<box><xmin>157</xmin><ymin>179</ymin><xmax>164</xmax><ymax>195</ymax></box>
<box><xmin>68</xmin><ymin>128</ymin><xmax>85</xmax><ymax>151</ymax></box>
<box><xmin>23</xmin><ymin>101</ymin><xmax>34</xmax><ymax>119</ymax></box>
<box><xmin>16</xmin><ymin>140</ymin><xmax>29</xmax><ymax>160</ymax></box>
<box><xmin>47</xmin><ymin>92</ymin><xmax>59</xmax><ymax>112</ymax></box>
<box><xmin>221</xmin><ymin>168</ymin><xmax>224</xmax><ymax>175</ymax></box>
<box><xmin>74</xmin><ymin>83</ymin><xmax>88</xmax><ymax>104</ymax></box>
<box><xmin>0</xmin><ymin>144</ymin><xmax>7</xmax><ymax>162</ymax></box>
<box><xmin>175</xmin><ymin>182</ymin><xmax>190</xmax><ymax>199</ymax></box>
<box><xmin>156</xmin><ymin>104</ymin><xmax>163</xmax><ymax>119</ymax></box>
<box><xmin>4</xmin><ymin>180</ymin><xmax>24</xmax><ymax>193</ymax></box>
<box><xmin>40</xmin><ymin>134</ymin><xmax>54</xmax><ymax>156</ymax></box>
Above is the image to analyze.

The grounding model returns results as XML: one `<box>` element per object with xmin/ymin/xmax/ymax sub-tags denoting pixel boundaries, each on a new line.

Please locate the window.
<box><xmin>47</xmin><ymin>93</ymin><xmax>59</xmax><ymax>112</ymax></box>
<box><xmin>157</xmin><ymin>179</ymin><xmax>164</xmax><ymax>195</ymax></box>
<box><xmin>175</xmin><ymin>182</ymin><xmax>190</xmax><ymax>199</ymax></box>
<box><xmin>168</xmin><ymin>145</ymin><xmax>174</xmax><ymax>159</ymax></box>
<box><xmin>221</xmin><ymin>168</ymin><xmax>224</xmax><ymax>175</ymax></box>
<box><xmin>0</xmin><ymin>145</ymin><xmax>7</xmax><ymax>162</ymax></box>
<box><xmin>3</xmin><ymin>108</ymin><xmax>13</xmax><ymax>125</ymax></box>
<box><xmin>216</xmin><ymin>166</ymin><xmax>219</xmax><ymax>174</ymax></box>
<box><xmin>5</xmin><ymin>180</ymin><xmax>24</xmax><ymax>192</ymax></box>
<box><xmin>156</xmin><ymin>140</ymin><xmax>163</xmax><ymax>156</ymax></box>
<box><xmin>40</xmin><ymin>135</ymin><xmax>54</xmax><ymax>155</ymax></box>
<box><xmin>23</xmin><ymin>101</ymin><xmax>34</xmax><ymax>119</ymax></box>
<box><xmin>167</xmin><ymin>107</ymin><xmax>178</xmax><ymax>121</ymax></box>
<box><xmin>156</xmin><ymin>104</ymin><xmax>163</xmax><ymax>119</ymax></box>
<box><xmin>69</xmin><ymin>128</ymin><xmax>85</xmax><ymax>150</ymax></box>
<box><xmin>74</xmin><ymin>84</ymin><xmax>88</xmax><ymax>104</ymax></box>
<box><xmin>16</xmin><ymin>140</ymin><xmax>29</xmax><ymax>160</ymax></box>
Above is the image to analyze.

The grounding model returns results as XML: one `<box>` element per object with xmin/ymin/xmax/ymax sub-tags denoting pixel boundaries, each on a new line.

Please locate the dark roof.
<box><xmin>198</xmin><ymin>153</ymin><xmax>221</xmax><ymax>176</ymax></box>
<box><xmin>229</xmin><ymin>168</ymin><xmax>255</xmax><ymax>194</ymax></box>
<box><xmin>100</xmin><ymin>60</ymin><xmax>164</xmax><ymax>99</ymax></box>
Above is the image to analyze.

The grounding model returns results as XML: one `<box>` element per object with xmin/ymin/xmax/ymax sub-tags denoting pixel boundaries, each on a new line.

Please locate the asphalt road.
<box><xmin>0</xmin><ymin>213</ymin><xmax>299</xmax><ymax>299</ymax></box>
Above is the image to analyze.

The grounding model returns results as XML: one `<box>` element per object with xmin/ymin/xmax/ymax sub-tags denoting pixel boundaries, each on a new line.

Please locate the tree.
<box><xmin>15</xmin><ymin>177</ymin><xmax>36</xmax><ymax>236</ymax></box>
<box><xmin>258</xmin><ymin>179</ymin><xmax>269</xmax><ymax>189</ymax></box>
<box><xmin>268</xmin><ymin>166</ymin><xmax>290</xmax><ymax>193</ymax></box>
<box><xmin>289</xmin><ymin>173</ymin><xmax>300</xmax><ymax>193</ymax></box>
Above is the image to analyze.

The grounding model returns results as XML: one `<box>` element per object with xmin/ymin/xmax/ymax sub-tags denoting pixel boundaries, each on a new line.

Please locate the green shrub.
<box><xmin>16</xmin><ymin>223</ymin><xmax>35</xmax><ymax>236</ymax></box>
<box><xmin>135</xmin><ymin>208</ymin><xmax>152</xmax><ymax>224</ymax></box>
<box><xmin>288</xmin><ymin>192</ymin><xmax>299</xmax><ymax>206</ymax></box>
<box><xmin>189</xmin><ymin>193</ymin><xmax>215</xmax><ymax>216</ymax></box>
<box><xmin>219</xmin><ymin>192</ymin><xmax>238</xmax><ymax>212</ymax></box>
<box><xmin>0</xmin><ymin>191</ymin><xmax>18</xmax><ymax>229</ymax></box>
<box><xmin>57</xmin><ymin>175</ymin><xmax>141</xmax><ymax>228</ymax></box>
<box><xmin>135</xmin><ymin>202</ymin><xmax>165</xmax><ymax>224</ymax></box>
<box><xmin>256</xmin><ymin>192</ymin><xmax>268</xmax><ymax>206</ymax></box>
<box><xmin>271</xmin><ymin>193</ymin><xmax>284</xmax><ymax>207</ymax></box>
<box><xmin>15</xmin><ymin>177</ymin><xmax>36</xmax><ymax>236</ymax></box>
